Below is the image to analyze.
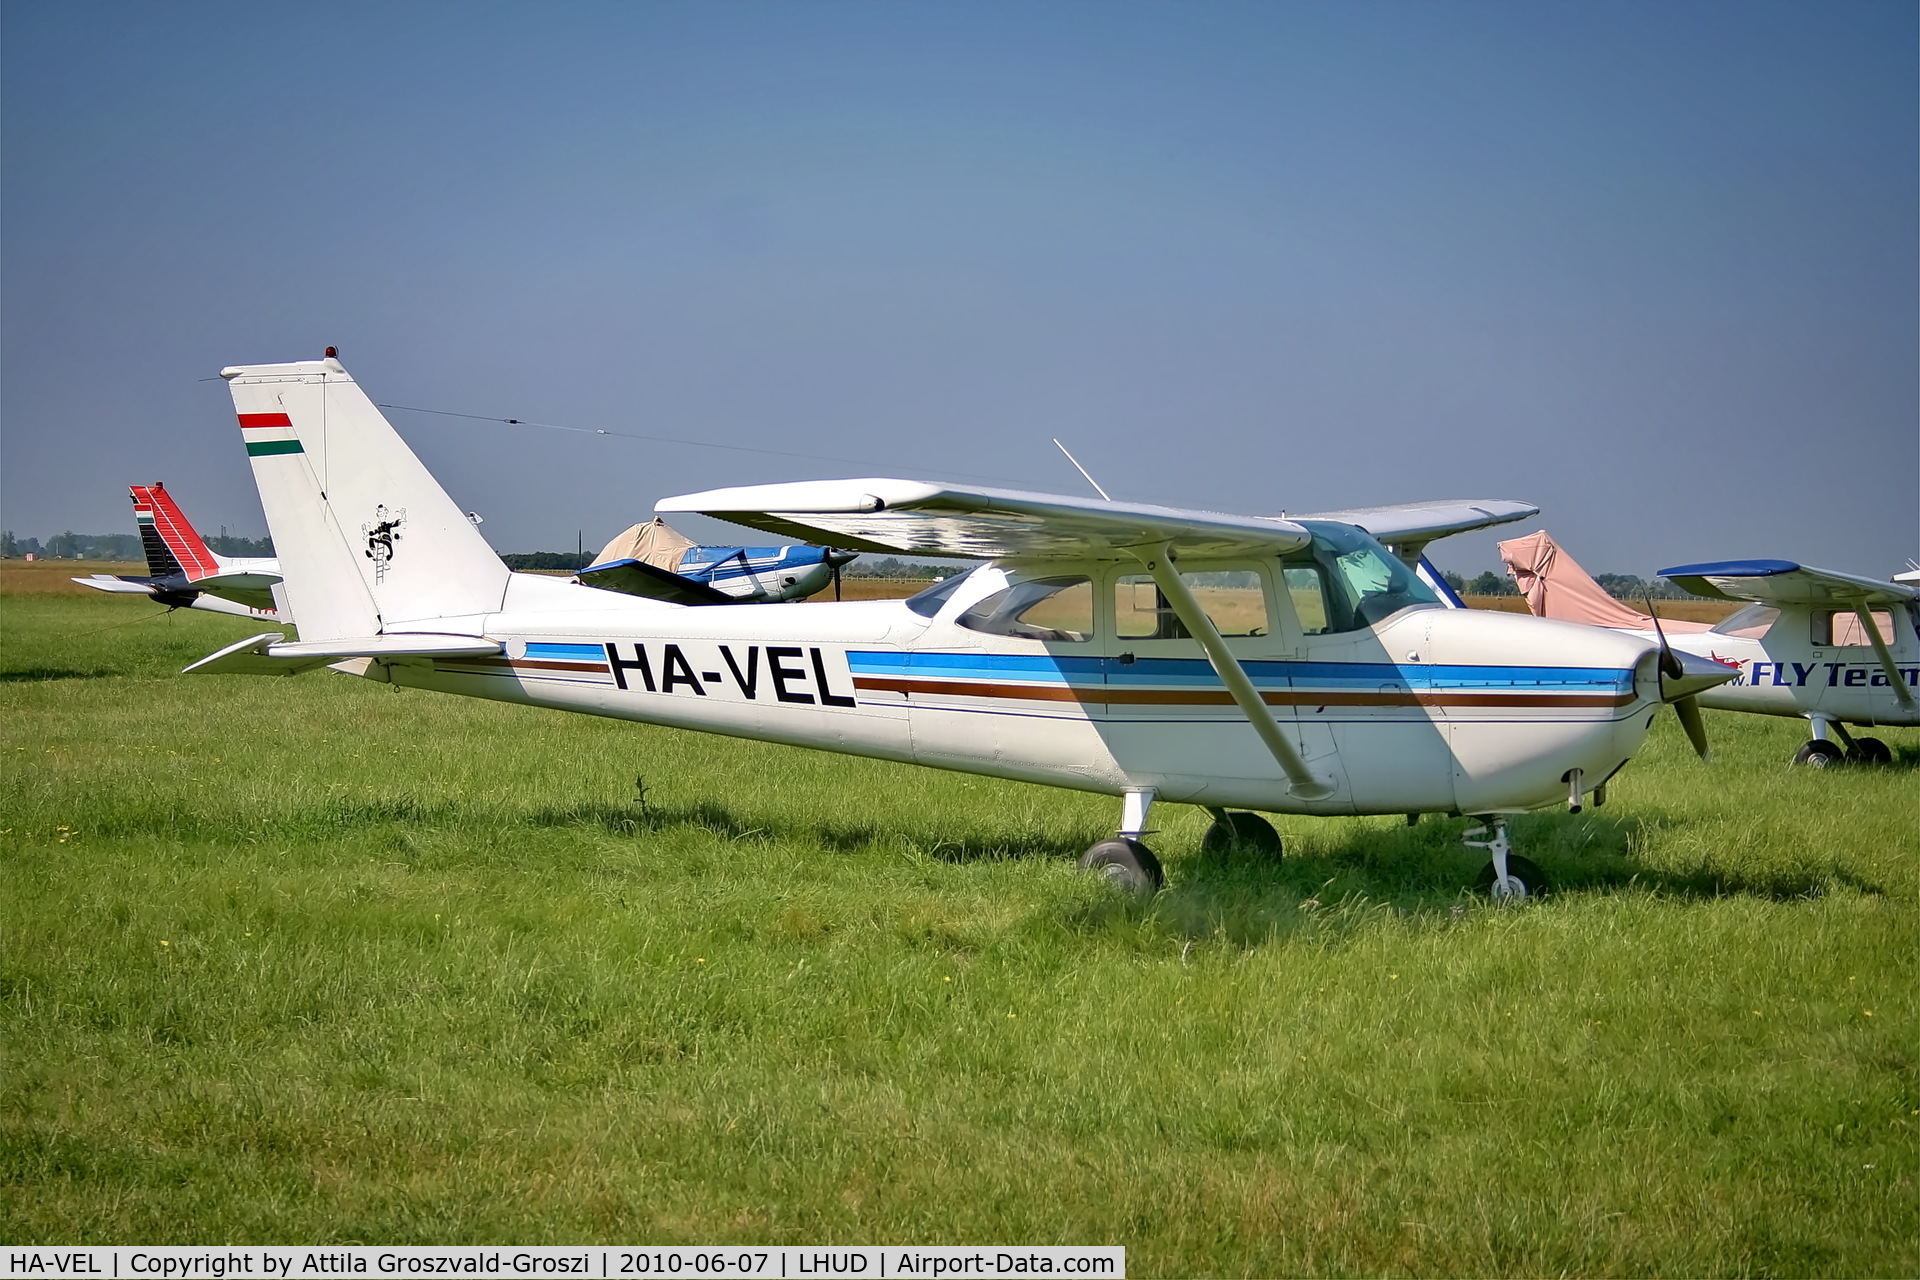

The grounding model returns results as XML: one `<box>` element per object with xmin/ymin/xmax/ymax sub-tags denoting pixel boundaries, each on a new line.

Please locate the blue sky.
<box><xmin>4</xmin><ymin>0</ymin><xmax>1914</xmax><ymax>577</ymax></box>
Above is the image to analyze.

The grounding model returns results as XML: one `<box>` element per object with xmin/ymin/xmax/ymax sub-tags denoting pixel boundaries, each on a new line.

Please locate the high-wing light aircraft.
<box><xmin>186</xmin><ymin>356</ymin><xmax>1733</xmax><ymax>898</ymax></box>
<box><xmin>73</xmin><ymin>483</ymin><xmax>282</xmax><ymax>620</ymax></box>
<box><xmin>1501</xmin><ymin>531</ymin><xmax>1919</xmax><ymax>766</ymax></box>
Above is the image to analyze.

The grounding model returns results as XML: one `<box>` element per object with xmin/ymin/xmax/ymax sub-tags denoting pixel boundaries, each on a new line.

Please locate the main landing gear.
<box><xmin>1463</xmin><ymin>818</ymin><xmax>1547</xmax><ymax>901</ymax></box>
<box><xmin>1793</xmin><ymin>717</ymin><xmax>1892</xmax><ymax>768</ymax></box>
<box><xmin>1078</xmin><ymin>787</ymin><xmax>1168</xmax><ymax>895</ymax></box>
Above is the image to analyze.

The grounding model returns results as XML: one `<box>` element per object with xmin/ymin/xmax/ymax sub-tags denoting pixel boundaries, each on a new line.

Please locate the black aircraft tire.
<box><xmin>1200</xmin><ymin>811</ymin><xmax>1283</xmax><ymax>860</ymax></box>
<box><xmin>1792</xmin><ymin>740</ymin><xmax>1846</xmax><ymax>768</ymax></box>
<box><xmin>1473</xmin><ymin>854</ymin><xmax>1548</xmax><ymax>901</ymax></box>
<box><xmin>1079</xmin><ymin>838</ymin><xmax>1165</xmax><ymax>895</ymax></box>
<box><xmin>1851</xmin><ymin>737</ymin><xmax>1893</xmax><ymax>765</ymax></box>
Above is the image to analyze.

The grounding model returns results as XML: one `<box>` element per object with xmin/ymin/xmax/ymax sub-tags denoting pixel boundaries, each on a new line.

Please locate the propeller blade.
<box><xmin>832</xmin><ymin>558</ymin><xmax>842</xmax><ymax>601</ymax></box>
<box><xmin>1673</xmin><ymin>694</ymin><xmax>1712</xmax><ymax>762</ymax></box>
<box><xmin>1644</xmin><ymin>594</ymin><xmax>1684</xmax><ymax>680</ymax></box>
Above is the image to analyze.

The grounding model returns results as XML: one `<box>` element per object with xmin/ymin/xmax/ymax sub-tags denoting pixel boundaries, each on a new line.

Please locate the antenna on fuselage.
<box><xmin>1052</xmin><ymin>439</ymin><xmax>1112</xmax><ymax>501</ymax></box>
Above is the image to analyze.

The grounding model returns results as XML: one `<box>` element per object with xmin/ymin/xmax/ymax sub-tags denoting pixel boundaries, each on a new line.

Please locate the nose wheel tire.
<box><xmin>1200</xmin><ymin>811</ymin><xmax>1283</xmax><ymax>860</ymax></box>
<box><xmin>1472</xmin><ymin>853</ymin><xmax>1547</xmax><ymax>900</ymax></box>
<box><xmin>1079</xmin><ymin>838</ymin><xmax>1165</xmax><ymax>895</ymax></box>
<box><xmin>1792</xmin><ymin>740</ymin><xmax>1846</xmax><ymax>768</ymax></box>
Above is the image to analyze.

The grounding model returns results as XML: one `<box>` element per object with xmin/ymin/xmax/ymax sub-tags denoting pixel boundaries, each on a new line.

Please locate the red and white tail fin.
<box><xmin>222</xmin><ymin>354</ymin><xmax>510</xmax><ymax>641</ymax></box>
<box><xmin>131</xmin><ymin>483</ymin><xmax>222</xmax><ymax>582</ymax></box>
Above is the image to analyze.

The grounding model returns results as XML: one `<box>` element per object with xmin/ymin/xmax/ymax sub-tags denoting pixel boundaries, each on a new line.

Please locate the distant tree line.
<box><xmin>1</xmin><ymin>530</ymin><xmax>273</xmax><ymax>559</ymax></box>
<box><xmin>843</xmin><ymin>556</ymin><xmax>968</xmax><ymax>580</ymax></box>
<box><xmin>1445</xmin><ymin>568</ymin><xmax>1688</xmax><ymax>600</ymax></box>
<box><xmin>501</xmin><ymin>551</ymin><xmax>595</xmax><ymax>571</ymax></box>
<box><xmin>0</xmin><ymin>528</ymin><xmax>1691</xmax><ymax>601</ymax></box>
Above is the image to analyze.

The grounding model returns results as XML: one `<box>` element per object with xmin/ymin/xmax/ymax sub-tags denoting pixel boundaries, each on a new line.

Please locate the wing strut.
<box><xmin>1852</xmin><ymin>603</ymin><xmax>1916</xmax><ymax>709</ymax></box>
<box><xmin>1139</xmin><ymin>543</ymin><xmax>1333</xmax><ymax>800</ymax></box>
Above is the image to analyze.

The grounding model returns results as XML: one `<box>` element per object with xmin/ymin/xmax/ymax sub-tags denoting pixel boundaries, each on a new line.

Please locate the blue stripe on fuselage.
<box><xmin>526</xmin><ymin>642</ymin><xmax>608</xmax><ymax>662</ymax></box>
<box><xmin>847</xmin><ymin>650</ymin><xmax>1632</xmax><ymax>692</ymax></box>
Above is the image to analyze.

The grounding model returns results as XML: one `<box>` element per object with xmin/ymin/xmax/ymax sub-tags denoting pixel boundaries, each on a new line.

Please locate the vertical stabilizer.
<box><xmin>221</xmin><ymin>356</ymin><xmax>510</xmax><ymax>640</ymax></box>
<box><xmin>131</xmin><ymin>483</ymin><xmax>220</xmax><ymax>581</ymax></box>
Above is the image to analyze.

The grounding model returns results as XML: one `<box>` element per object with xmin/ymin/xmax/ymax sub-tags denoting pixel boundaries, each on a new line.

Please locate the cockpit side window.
<box><xmin>957</xmin><ymin>576</ymin><xmax>1093</xmax><ymax>642</ymax></box>
<box><xmin>1281</xmin><ymin>522</ymin><xmax>1439</xmax><ymax>633</ymax></box>
<box><xmin>1812</xmin><ymin>608</ymin><xmax>1894</xmax><ymax>648</ymax></box>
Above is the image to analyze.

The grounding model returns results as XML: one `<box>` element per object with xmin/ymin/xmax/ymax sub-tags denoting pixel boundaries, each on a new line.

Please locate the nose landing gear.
<box><xmin>1463</xmin><ymin>818</ymin><xmax>1547</xmax><ymax>900</ymax></box>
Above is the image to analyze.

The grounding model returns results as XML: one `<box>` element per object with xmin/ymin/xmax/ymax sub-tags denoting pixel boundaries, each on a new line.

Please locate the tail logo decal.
<box><xmin>363</xmin><ymin>505</ymin><xmax>406</xmax><ymax>582</ymax></box>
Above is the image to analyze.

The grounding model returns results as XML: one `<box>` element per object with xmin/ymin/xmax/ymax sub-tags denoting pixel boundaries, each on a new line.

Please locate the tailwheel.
<box><xmin>1849</xmin><ymin>737</ymin><xmax>1892</xmax><ymax>765</ymax></box>
<box><xmin>1200</xmin><ymin>810</ymin><xmax>1283</xmax><ymax>860</ymax></box>
<box><xmin>1472</xmin><ymin>854</ymin><xmax>1548</xmax><ymax>900</ymax></box>
<box><xmin>1079</xmin><ymin>838</ymin><xmax>1164</xmax><ymax>895</ymax></box>
<box><xmin>1792</xmin><ymin>740</ymin><xmax>1845</xmax><ymax>768</ymax></box>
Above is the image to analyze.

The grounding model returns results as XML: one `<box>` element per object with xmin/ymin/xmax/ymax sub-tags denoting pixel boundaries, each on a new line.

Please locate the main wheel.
<box><xmin>1850</xmin><ymin>736</ymin><xmax>1892</xmax><ymax>765</ymax></box>
<box><xmin>1792</xmin><ymin>740</ymin><xmax>1845</xmax><ymax>768</ymax></box>
<box><xmin>1200</xmin><ymin>811</ymin><xmax>1283</xmax><ymax>860</ymax></box>
<box><xmin>1473</xmin><ymin>854</ymin><xmax>1547</xmax><ymax>901</ymax></box>
<box><xmin>1079</xmin><ymin>838</ymin><xmax>1165</xmax><ymax>895</ymax></box>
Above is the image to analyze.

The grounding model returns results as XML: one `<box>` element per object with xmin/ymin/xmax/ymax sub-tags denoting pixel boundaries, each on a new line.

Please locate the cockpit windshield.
<box><xmin>1710</xmin><ymin>602</ymin><xmax>1779</xmax><ymax>639</ymax></box>
<box><xmin>1283</xmin><ymin>522</ymin><xmax>1440</xmax><ymax>633</ymax></box>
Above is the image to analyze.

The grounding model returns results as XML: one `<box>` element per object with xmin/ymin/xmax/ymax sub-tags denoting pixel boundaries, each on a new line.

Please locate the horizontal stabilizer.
<box><xmin>73</xmin><ymin>574</ymin><xmax>157</xmax><ymax>595</ymax></box>
<box><xmin>576</xmin><ymin>558</ymin><xmax>738</xmax><ymax>605</ymax></box>
<box><xmin>658</xmin><ymin>478</ymin><xmax>1311</xmax><ymax>560</ymax></box>
<box><xmin>184</xmin><ymin>631</ymin><xmax>501</xmax><ymax>677</ymax></box>
<box><xmin>1659</xmin><ymin>560</ymin><xmax>1920</xmax><ymax>608</ymax></box>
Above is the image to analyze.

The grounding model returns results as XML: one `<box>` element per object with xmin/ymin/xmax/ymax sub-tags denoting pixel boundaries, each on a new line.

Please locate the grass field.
<box><xmin>3</xmin><ymin>563</ymin><xmax>1915</xmax><ymax>1273</ymax></box>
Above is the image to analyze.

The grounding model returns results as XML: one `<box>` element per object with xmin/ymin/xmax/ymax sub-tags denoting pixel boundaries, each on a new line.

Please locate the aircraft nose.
<box><xmin>1658</xmin><ymin>648</ymin><xmax>1739</xmax><ymax>703</ymax></box>
<box><xmin>825</xmin><ymin>548</ymin><xmax>860</xmax><ymax>567</ymax></box>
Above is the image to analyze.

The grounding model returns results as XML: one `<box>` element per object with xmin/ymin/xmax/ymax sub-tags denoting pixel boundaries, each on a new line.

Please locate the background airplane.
<box><xmin>183</xmin><ymin>354</ymin><xmax>1731</xmax><ymax>899</ymax></box>
<box><xmin>1499</xmin><ymin>530</ymin><xmax>1919</xmax><ymax>766</ymax></box>
<box><xmin>72</xmin><ymin>483</ymin><xmax>282</xmax><ymax>619</ymax></box>
<box><xmin>578</xmin><ymin>518</ymin><xmax>858</xmax><ymax>604</ymax></box>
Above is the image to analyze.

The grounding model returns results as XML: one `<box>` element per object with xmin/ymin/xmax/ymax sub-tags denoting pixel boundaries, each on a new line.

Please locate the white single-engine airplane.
<box><xmin>74</xmin><ymin>483</ymin><xmax>283</xmax><ymax>620</ymax></box>
<box><xmin>1501</xmin><ymin>531</ymin><xmax>1919</xmax><ymax>766</ymax></box>
<box><xmin>186</xmin><ymin>355</ymin><xmax>1734</xmax><ymax>897</ymax></box>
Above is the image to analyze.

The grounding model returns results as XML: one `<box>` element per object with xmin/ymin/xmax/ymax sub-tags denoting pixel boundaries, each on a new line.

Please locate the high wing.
<box><xmin>1659</xmin><ymin>560</ymin><xmax>1920</xmax><ymax>608</ymax></box>
<box><xmin>657</xmin><ymin>479</ymin><xmax>1313</xmax><ymax>560</ymax></box>
<box><xmin>1288</xmin><ymin>499</ymin><xmax>1539</xmax><ymax>559</ymax></box>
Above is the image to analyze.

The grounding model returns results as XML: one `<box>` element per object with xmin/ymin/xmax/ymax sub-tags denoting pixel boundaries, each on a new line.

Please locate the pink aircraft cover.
<box><xmin>1497</xmin><ymin>530</ymin><xmax>1714</xmax><ymax>633</ymax></box>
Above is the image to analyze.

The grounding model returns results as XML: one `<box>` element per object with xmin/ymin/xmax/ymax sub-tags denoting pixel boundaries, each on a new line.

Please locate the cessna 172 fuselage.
<box><xmin>186</xmin><ymin>356</ymin><xmax>1732</xmax><ymax>897</ymax></box>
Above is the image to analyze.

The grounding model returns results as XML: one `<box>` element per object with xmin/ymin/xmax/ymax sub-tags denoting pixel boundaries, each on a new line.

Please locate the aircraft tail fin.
<box><xmin>220</xmin><ymin>355</ymin><xmax>510</xmax><ymax>641</ymax></box>
<box><xmin>131</xmin><ymin>483</ymin><xmax>221</xmax><ymax>582</ymax></box>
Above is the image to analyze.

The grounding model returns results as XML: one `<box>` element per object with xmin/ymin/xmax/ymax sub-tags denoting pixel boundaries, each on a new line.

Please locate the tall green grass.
<box><xmin>3</xmin><ymin>590</ymin><xmax>1916</xmax><ymax>1274</ymax></box>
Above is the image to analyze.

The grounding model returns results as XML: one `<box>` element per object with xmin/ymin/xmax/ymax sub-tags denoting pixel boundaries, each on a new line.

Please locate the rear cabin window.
<box><xmin>957</xmin><ymin>576</ymin><xmax>1093</xmax><ymax>642</ymax></box>
<box><xmin>1813</xmin><ymin>609</ymin><xmax>1894</xmax><ymax>647</ymax></box>
<box><xmin>1115</xmin><ymin>570</ymin><xmax>1268</xmax><ymax>639</ymax></box>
